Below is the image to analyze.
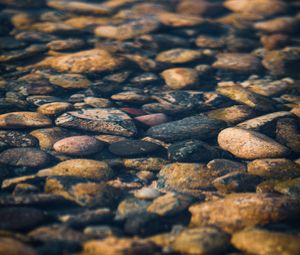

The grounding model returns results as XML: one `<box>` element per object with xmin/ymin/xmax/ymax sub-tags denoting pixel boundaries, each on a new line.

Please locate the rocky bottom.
<box><xmin>0</xmin><ymin>0</ymin><xmax>300</xmax><ymax>254</ymax></box>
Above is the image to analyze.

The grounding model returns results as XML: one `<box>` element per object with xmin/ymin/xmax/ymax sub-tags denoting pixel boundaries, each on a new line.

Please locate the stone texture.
<box><xmin>0</xmin><ymin>238</ymin><xmax>37</xmax><ymax>255</ymax></box>
<box><xmin>218</xmin><ymin>127</ymin><xmax>289</xmax><ymax>159</ymax></box>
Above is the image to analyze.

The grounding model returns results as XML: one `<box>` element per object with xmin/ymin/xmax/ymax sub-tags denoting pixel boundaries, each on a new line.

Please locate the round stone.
<box><xmin>0</xmin><ymin>112</ymin><xmax>52</xmax><ymax>129</ymax></box>
<box><xmin>134</xmin><ymin>113</ymin><xmax>168</xmax><ymax>127</ymax></box>
<box><xmin>37</xmin><ymin>102</ymin><xmax>73</xmax><ymax>116</ymax></box>
<box><xmin>218</xmin><ymin>127</ymin><xmax>290</xmax><ymax>159</ymax></box>
<box><xmin>53</xmin><ymin>136</ymin><xmax>104</xmax><ymax>155</ymax></box>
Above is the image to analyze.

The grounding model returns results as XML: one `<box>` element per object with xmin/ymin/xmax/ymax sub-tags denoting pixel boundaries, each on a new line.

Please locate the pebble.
<box><xmin>134</xmin><ymin>113</ymin><xmax>168</xmax><ymax>127</ymax></box>
<box><xmin>36</xmin><ymin>49</ymin><xmax>124</xmax><ymax>73</ymax></box>
<box><xmin>123</xmin><ymin>157</ymin><xmax>168</xmax><ymax>171</ymax></box>
<box><xmin>147</xmin><ymin>114</ymin><xmax>226</xmax><ymax>142</ymax></box>
<box><xmin>274</xmin><ymin>178</ymin><xmax>300</xmax><ymax>198</ymax></box>
<box><xmin>0</xmin><ymin>148</ymin><xmax>52</xmax><ymax>168</ymax></box>
<box><xmin>53</xmin><ymin>136</ymin><xmax>104</xmax><ymax>155</ymax></box>
<box><xmin>0</xmin><ymin>131</ymin><xmax>38</xmax><ymax>148</ymax></box>
<box><xmin>0</xmin><ymin>238</ymin><xmax>37</xmax><ymax>255</ymax></box>
<box><xmin>0</xmin><ymin>112</ymin><xmax>52</xmax><ymax>129</ymax></box>
<box><xmin>248</xmin><ymin>158</ymin><xmax>300</xmax><ymax>179</ymax></box>
<box><xmin>133</xmin><ymin>187</ymin><xmax>162</xmax><ymax>200</ymax></box>
<box><xmin>161</xmin><ymin>68</ymin><xmax>199</xmax><ymax>90</ymax></box>
<box><xmin>255</xmin><ymin>17</ymin><xmax>299</xmax><ymax>34</ymax></box>
<box><xmin>218</xmin><ymin>127</ymin><xmax>290</xmax><ymax>159</ymax></box>
<box><xmin>189</xmin><ymin>193</ymin><xmax>300</xmax><ymax>233</ymax></box>
<box><xmin>37</xmin><ymin>159</ymin><xmax>113</xmax><ymax>180</ymax></box>
<box><xmin>109</xmin><ymin>140</ymin><xmax>161</xmax><ymax>157</ymax></box>
<box><xmin>232</xmin><ymin>228</ymin><xmax>300</xmax><ymax>255</ymax></box>
<box><xmin>48</xmin><ymin>73</ymin><xmax>91</xmax><ymax>89</ymax></box>
<box><xmin>172</xmin><ymin>227</ymin><xmax>230</xmax><ymax>255</ymax></box>
<box><xmin>55</xmin><ymin>108</ymin><xmax>137</xmax><ymax>137</ymax></box>
<box><xmin>156</xmin><ymin>48</ymin><xmax>202</xmax><ymax>64</ymax></box>
<box><xmin>37</xmin><ymin>102</ymin><xmax>73</xmax><ymax>116</ymax></box>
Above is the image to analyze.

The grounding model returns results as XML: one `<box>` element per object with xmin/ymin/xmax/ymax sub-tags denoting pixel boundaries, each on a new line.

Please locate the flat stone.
<box><xmin>213</xmin><ymin>53</ymin><xmax>262</xmax><ymax>73</ymax></box>
<box><xmin>55</xmin><ymin>108</ymin><xmax>137</xmax><ymax>137</ymax></box>
<box><xmin>38</xmin><ymin>159</ymin><xmax>113</xmax><ymax>180</ymax></box>
<box><xmin>0</xmin><ymin>237</ymin><xmax>37</xmax><ymax>255</ymax></box>
<box><xmin>147</xmin><ymin>114</ymin><xmax>226</xmax><ymax>142</ymax></box>
<box><xmin>168</xmin><ymin>140</ymin><xmax>222</xmax><ymax>162</ymax></box>
<box><xmin>156</xmin><ymin>48</ymin><xmax>202</xmax><ymax>64</ymax></box>
<box><xmin>83</xmin><ymin>237</ymin><xmax>158</xmax><ymax>255</ymax></box>
<box><xmin>95</xmin><ymin>18</ymin><xmax>159</xmax><ymax>40</ymax></box>
<box><xmin>147</xmin><ymin>192</ymin><xmax>194</xmax><ymax>216</ymax></box>
<box><xmin>46</xmin><ymin>38</ymin><xmax>84</xmax><ymax>51</ymax></box>
<box><xmin>109</xmin><ymin>140</ymin><xmax>160</xmax><ymax>157</ymax></box>
<box><xmin>255</xmin><ymin>17</ymin><xmax>299</xmax><ymax>34</ymax></box>
<box><xmin>0</xmin><ymin>131</ymin><xmax>38</xmax><ymax>148</ymax></box>
<box><xmin>232</xmin><ymin>228</ymin><xmax>300</xmax><ymax>255</ymax></box>
<box><xmin>35</xmin><ymin>49</ymin><xmax>124</xmax><ymax>73</ymax></box>
<box><xmin>53</xmin><ymin>136</ymin><xmax>104</xmax><ymax>155</ymax></box>
<box><xmin>172</xmin><ymin>227</ymin><xmax>230</xmax><ymax>255</ymax></box>
<box><xmin>45</xmin><ymin>176</ymin><xmax>119</xmax><ymax>207</ymax></box>
<box><xmin>133</xmin><ymin>188</ymin><xmax>162</xmax><ymax>200</ymax></box>
<box><xmin>134</xmin><ymin>113</ymin><xmax>169</xmax><ymax>127</ymax></box>
<box><xmin>158</xmin><ymin>12</ymin><xmax>205</xmax><ymax>27</ymax></box>
<box><xmin>189</xmin><ymin>193</ymin><xmax>300</xmax><ymax>233</ymax></box>
<box><xmin>48</xmin><ymin>73</ymin><xmax>90</xmax><ymax>89</ymax></box>
<box><xmin>37</xmin><ymin>102</ymin><xmax>73</xmax><ymax>116</ymax></box>
<box><xmin>274</xmin><ymin>178</ymin><xmax>300</xmax><ymax>198</ymax></box>
<box><xmin>0</xmin><ymin>206</ymin><xmax>45</xmax><ymax>231</ymax></box>
<box><xmin>218</xmin><ymin>127</ymin><xmax>289</xmax><ymax>159</ymax></box>
<box><xmin>161</xmin><ymin>68</ymin><xmax>199</xmax><ymax>90</ymax></box>
<box><xmin>123</xmin><ymin>158</ymin><xmax>168</xmax><ymax>171</ymax></box>
<box><xmin>0</xmin><ymin>148</ymin><xmax>52</xmax><ymax>168</ymax></box>
<box><xmin>207</xmin><ymin>159</ymin><xmax>246</xmax><ymax>174</ymax></box>
<box><xmin>84</xmin><ymin>226</ymin><xmax>123</xmax><ymax>239</ymax></box>
<box><xmin>224</xmin><ymin>0</ymin><xmax>288</xmax><ymax>17</ymax></box>
<box><xmin>248</xmin><ymin>158</ymin><xmax>300</xmax><ymax>179</ymax></box>
<box><xmin>0</xmin><ymin>112</ymin><xmax>52</xmax><ymax>129</ymax></box>
<box><xmin>217</xmin><ymin>84</ymin><xmax>276</xmax><ymax>112</ymax></box>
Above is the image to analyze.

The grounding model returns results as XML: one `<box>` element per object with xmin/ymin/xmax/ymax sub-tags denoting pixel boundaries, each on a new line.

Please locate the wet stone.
<box><xmin>274</xmin><ymin>178</ymin><xmax>300</xmax><ymax>198</ymax></box>
<box><xmin>0</xmin><ymin>148</ymin><xmax>52</xmax><ymax>168</ymax></box>
<box><xmin>109</xmin><ymin>140</ymin><xmax>161</xmax><ymax>157</ymax></box>
<box><xmin>0</xmin><ymin>131</ymin><xmax>38</xmax><ymax>148</ymax></box>
<box><xmin>53</xmin><ymin>135</ymin><xmax>104</xmax><ymax>156</ymax></box>
<box><xmin>37</xmin><ymin>102</ymin><xmax>73</xmax><ymax>116</ymax></box>
<box><xmin>46</xmin><ymin>38</ymin><xmax>85</xmax><ymax>51</ymax></box>
<box><xmin>218</xmin><ymin>127</ymin><xmax>290</xmax><ymax>159</ymax></box>
<box><xmin>0</xmin><ymin>206</ymin><xmax>45</xmax><ymax>231</ymax></box>
<box><xmin>123</xmin><ymin>157</ymin><xmax>167</xmax><ymax>171</ymax></box>
<box><xmin>84</xmin><ymin>226</ymin><xmax>123</xmax><ymax>239</ymax></box>
<box><xmin>232</xmin><ymin>227</ymin><xmax>300</xmax><ymax>255</ymax></box>
<box><xmin>55</xmin><ymin>108</ymin><xmax>137</xmax><ymax>137</ymax></box>
<box><xmin>134</xmin><ymin>113</ymin><xmax>169</xmax><ymax>127</ymax></box>
<box><xmin>189</xmin><ymin>193</ymin><xmax>300</xmax><ymax>233</ymax></box>
<box><xmin>0</xmin><ymin>237</ymin><xmax>37</xmax><ymax>255</ymax></box>
<box><xmin>38</xmin><ymin>159</ymin><xmax>113</xmax><ymax>180</ymax></box>
<box><xmin>156</xmin><ymin>48</ymin><xmax>202</xmax><ymax>64</ymax></box>
<box><xmin>172</xmin><ymin>226</ymin><xmax>230</xmax><ymax>255</ymax></box>
<box><xmin>48</xmin><ymin>73</ymin><xmax>91</xmax><ymax>89</ymax></box>
<box><xmin>147</xmin><ymin>114</ymin><xmax>226</xmax><ymax>142</ymax></box>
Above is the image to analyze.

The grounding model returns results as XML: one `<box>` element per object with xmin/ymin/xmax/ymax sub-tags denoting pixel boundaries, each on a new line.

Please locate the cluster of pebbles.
<box><xmin>0</xmin><ymin>0</ymin><xmax>300</xmax><ymax>254</ymax></box>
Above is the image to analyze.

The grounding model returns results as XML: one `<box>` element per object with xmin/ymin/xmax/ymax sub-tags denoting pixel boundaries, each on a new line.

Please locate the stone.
<box><xmin>189</xmin><ymin>193</ymin><xmax>300</xmax><ymax>233</ymax></box>
<box><xmin>168</xmin><ymin>140</ymin><xmax>222</xmax><ymax>162</ymax></box>
<box><xmin>224</xmin><ymin>0</ymin><xmax>288</xmax><ymax>17</ymax></box>
<box><xmin>55</xmin><ymin>108</ymin><xmax>137</xmax><ymax>137</ymax></box>
<box><xmin>274</xmin><ymin>178</ymin><xmax>300</xmax><ymax>198</ymax></box>
<box><xmin>35</xmin><ymin>49</ymin><xmax>124</xmax><ymax>73</ymax></box>
<box><xmin>48</xmin><ymin>73</ymin><xmax>90</xmax><ymax>89</ymax></box>
<box><xmin>53</xmin><ymin>136</ymin><xmax>104</xmax><ymax>156</ymax></box>
<box><xmin>46</xmin><ymin>38</ymin><xmax>85</xmax><ymax>51</ymax></box>
<box><xmin>156</xmin><ymin>48</ymin><xmax>202</xmax><ymax>64</ymax></box>
<box><xmin>109</xmin><ymin>140</ymin><xmax>160</xmax><ymax>157</ymax></box>
<box><xmin>95</xmin><ymin>18</ymin><xmax>159</xmax><ymax>40</ymax></box>
<box><xmin>84</xmin><ymin>97</ymin><xmax>113</xmax><ymax>108</ymax></box>
<box><xmin>232</xmin><ymin>228</ymin><xmax>300</xmax><ymax>255</ymax></box>
<box><xmin>172</xmin><ymin>227</ymin><xmax>230</xmax><ymax>255</ymax></box>
<box><xmin>59</xmin><ymin>208</ymin><xmax>113</xmax><ymax>227</ymax></box>
<box><xmin>37</xmin><ymin>102</ymin><xmax>73</xmax><ymax>116</ymax></box>
<box><xmin>134</xmin><ymin>113</ymin><xmax>168</xmax><ymax>127</ymax></box>
<box><xmin>0</xmin><ymin>206</ymin><xmax>45</xmax><ymax>231</ymax></box>
<box><xmin>207</xmin><ymin>105</ymin><xmax>256</xmax><ymax>125</ymax></box>
<box><xmin>207</xmin><ymin>159</ymin><xmax>246</xmax><ymax>174</ymax></box>
<box><xmin>0</xmin><ymin>238</ymin><xmax>37</xmax><ymax>255</ymax></box>
<box><xmin>217</xmin><ymin>84</ymin><xmax>276</xmax><ymax>112</ymax></box>
<box><xmin>247</xmin><ymin>158</ymin><xmax>300</xmax><ymax>179</ymax></box>
<box><xmin>0</xmin><ymin>148</ymin><xmax>52</xmax><ymax>168</ymax></box>
<box><xmin>111</xmin><ymin>91</ymin><xmax>150</xmax><ymax>103</ymax></box>
<box><xmin>255</xmin><ymin>17</ymin><xmax>299</xmax><ymax>34</ymax></box>
<box><xmin>147</xmin><ymin>114</ymin><xmax>226</xmax><ymax>142</ymax></box>
<box><xmin>0</xmin><ymin>131</ymin><xmax>38</xmax><ymax>148</ymax></box>
<box><xmin>161</xmin><ymin>68</ymin><xmax>199</xmax><ymax>90</ymax></box>
<box><xmin>158</xmin><ymin>12</ymin><xmax>205</xmax><ymax>27</ymax></box>
<box><xmin>0</xmin><ymin>112</ymin><xmax>52</xmax><ymax>129</ymax></box>
<box><xmin>261</xmin><ymin>34</ymin><xmax>290</xmax><ymax>50</ymax></box>
<box><xmin>147</xmin><ymin>193</ymin><xmax>194</xmax><ymax>216</ymax></box>
<box><xmin>37</xmin><ymin>159</ymin><xmax>113</xmax><ymax>180</ymax></box>
<box><xmin>83</xmin><ymin>237</ymin><xmax>158</xmax><ymax>255</ymax></box>
<box><xmin>84</xmin><ymin>226</ymin><xmax>123</xmax><ymax>239</ymax></box>
<box><xmin>45</xmin><ymin>176</ymin><xmax>119</xmax><ymax>207</ymax></box>
<box><xmin>30</xmin><ymin>127</ymin><xmax>71</xmax><ymax>150</ymax></box>
<box><xmin>212</xmin><ymin>53</ymin><xmax>262</xmax><ymax>73</ymax></box>
<box><xmin>212</xmin><ymin>171</ymin><xmax>262</xmax><ymax>193</ymax></box>
<box><xmin>123</xmin><ymin>158</ymin><xmax>167</xmax><ymax>171</ymax></box>
<box><xmin>133</xmin><ymin>188</ymin><xmax>162</xmax><ymax>200</ymax></box>
<box><xmin>218</xmin><ymin>127</ymin><xmax>289</xmax><ymax>159</ymax></box>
